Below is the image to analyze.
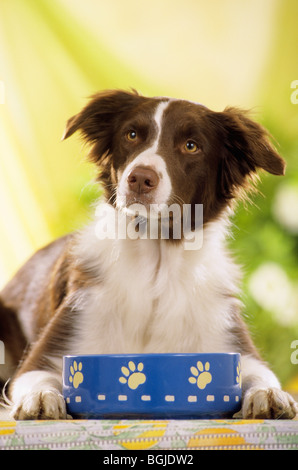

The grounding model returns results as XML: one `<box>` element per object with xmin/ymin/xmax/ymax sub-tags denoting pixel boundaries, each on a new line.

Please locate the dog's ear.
<box><xmin>208</xmin><ymin>107</ymin><xmax>286</xmax><ymax>199</ymax></box>
<box><xmin>62</xmin><ymin>89</ymin><xmax>142</xmax><ymax>161</ymax></box>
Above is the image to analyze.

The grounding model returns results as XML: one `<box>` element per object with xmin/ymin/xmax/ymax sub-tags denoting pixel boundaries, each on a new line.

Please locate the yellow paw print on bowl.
<box><xmin>69</xmin><ymin>361</ymin><xmax>84</xmax><ymax>389</ymax></box>
<box><xmin>236</xmin><ymin>361</ymin><xmax>242</xmax><ymax>388</ymax></box>
<box><xmin>188</xmin><ymin>361</ymin><xmax>212</xmax><ymax>389</ymax></box>
<box><xmin>119</xmin><ymin>361</ymin><xmax>146</xmax><ymax>390</ymax></box>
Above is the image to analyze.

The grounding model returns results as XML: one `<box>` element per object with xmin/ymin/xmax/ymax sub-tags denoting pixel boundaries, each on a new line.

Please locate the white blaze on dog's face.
<box><xmin>116</xmin><ymin>101</ymin><xmax>172</xmax><ymax>216</ymax></box>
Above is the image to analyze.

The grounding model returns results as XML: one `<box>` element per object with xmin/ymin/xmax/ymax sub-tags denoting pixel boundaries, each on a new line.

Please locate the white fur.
<box><xmin>240</xmin><ymin>355</ymin><xmax>280</xmax><ymax>392</ymax></box>
<box><xmin>72</xmin><ymin>205</ymin><xmax>238</xmax><ymax>355</ymax></box>
<box><xmin>10</xmin><ymin>370</ymin><xmax>66</xmax><ymax>419</ymax></box>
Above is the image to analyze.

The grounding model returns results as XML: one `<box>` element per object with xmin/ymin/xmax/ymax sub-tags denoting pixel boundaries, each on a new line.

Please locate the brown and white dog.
<box><xmin>0</xmin><ymin>90</ymin><xmax>297</xmax><ymax>419</ymax></box>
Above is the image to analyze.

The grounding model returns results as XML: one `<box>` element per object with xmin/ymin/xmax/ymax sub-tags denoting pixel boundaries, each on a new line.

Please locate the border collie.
<box><xmin>0</xmin><ymin>90</ymin><xmax>296</xmax><ymax>419</ymax></box>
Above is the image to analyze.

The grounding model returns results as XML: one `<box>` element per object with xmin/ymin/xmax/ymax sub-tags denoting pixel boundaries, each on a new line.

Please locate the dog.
<box><xmin>0</xmin><ymin>89</ymin><xmax>297</xmax><ymax>420</ymax></box>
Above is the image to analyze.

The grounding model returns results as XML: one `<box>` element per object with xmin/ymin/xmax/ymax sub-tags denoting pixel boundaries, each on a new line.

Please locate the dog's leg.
<box><xmin>8</xmin><ymin>301</ymin><xmax>78</xmax><ymax>420</ymax></box>
<box><xmin>241</xmin><ymin>355</ymin><xmax>297</xmax><ymax>419</ymax></box>
<box><xmin>9</xmin><ymin>370</ymin><xmax>66</xmax><ymax>420</ymax></box>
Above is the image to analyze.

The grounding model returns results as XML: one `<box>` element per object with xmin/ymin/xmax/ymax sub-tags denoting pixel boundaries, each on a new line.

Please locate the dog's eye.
<box><xmin>126</xmin><ymin>130</ymin><xmax>138</xmax><ymax>142</ymax></box>
<box><xmin>184</xmin><ymin>140</ymin><xmax>199</xmax><ymax>154</ymax></box>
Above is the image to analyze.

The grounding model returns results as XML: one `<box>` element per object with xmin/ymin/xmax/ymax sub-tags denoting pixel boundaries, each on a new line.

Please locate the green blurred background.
<box><xmin>0</xmin><ymin>0</ymin><xmax>297</xmax><ymax>389</ymax></box>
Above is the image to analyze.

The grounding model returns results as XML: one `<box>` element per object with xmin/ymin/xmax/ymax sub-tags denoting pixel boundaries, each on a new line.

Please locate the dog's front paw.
<box><xmin>12</xmin><ymin>390</ymin><xmax>67</xmax><ymax>420</ymax></box>
<box><xmin>242</xmin><ymin>387</ymin><xmax>297</xmax><ymax>419</ymax></box>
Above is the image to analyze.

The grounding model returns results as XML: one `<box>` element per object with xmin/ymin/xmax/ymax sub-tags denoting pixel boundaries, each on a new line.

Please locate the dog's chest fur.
<box><xmin>71</xmin><ymin>208</ymin><xmax>238</xmax><ymax>356</ymax></box>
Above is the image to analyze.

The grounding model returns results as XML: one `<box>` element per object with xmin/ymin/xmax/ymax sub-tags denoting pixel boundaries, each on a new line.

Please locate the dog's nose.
<box><xmin>127</xmin><ymin>166</ymin><xmax>159</xmax><ymax>194</ymax></box>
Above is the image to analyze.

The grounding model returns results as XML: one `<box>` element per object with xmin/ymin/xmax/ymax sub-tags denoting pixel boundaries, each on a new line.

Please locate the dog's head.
<box><xmin>63</xmin><ymin>89</ymin><xmax>285</xmax><ymax>226</ymax></box>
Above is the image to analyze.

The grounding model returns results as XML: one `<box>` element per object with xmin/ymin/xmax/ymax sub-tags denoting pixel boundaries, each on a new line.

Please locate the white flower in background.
<box><xmin>248</xmin><ymin>262</ymin><xmax>298</xmax><ymax>326</ymax></box>
<box><xmin>272</xmin><ymin>184</ymin><xmax>298</xmax><ymax>234</ymax></box>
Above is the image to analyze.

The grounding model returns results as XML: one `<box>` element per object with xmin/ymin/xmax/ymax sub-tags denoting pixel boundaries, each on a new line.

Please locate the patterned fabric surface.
<box><xmin>1</xmin><ymin>418</ymin><xmax>298</xmax><ymax>450</ymax></box>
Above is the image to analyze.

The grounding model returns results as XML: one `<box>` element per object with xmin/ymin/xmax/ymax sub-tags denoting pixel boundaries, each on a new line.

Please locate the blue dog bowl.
<box><xmin>63</xmin><ymin>353</ymin><xmax>241</xmax><ymax>419</ymax></box>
